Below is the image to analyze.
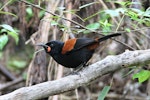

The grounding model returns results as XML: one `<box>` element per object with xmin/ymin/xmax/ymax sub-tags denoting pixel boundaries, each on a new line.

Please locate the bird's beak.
<box><xmin>36</xmin><ymin>43</ymin><xmax>48</xmax><ymax>48</ymax></box>
<box><xmin>36</xmin><ymin>43</ymin><xmax>51</xmax><ymax>52</ymax></box>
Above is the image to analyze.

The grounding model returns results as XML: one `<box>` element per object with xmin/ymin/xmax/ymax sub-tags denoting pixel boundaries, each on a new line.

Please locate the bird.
<box><xmin>37</xmin><ymin>33</ymin><xmax>121</xmax><ymax>68</ymax></box>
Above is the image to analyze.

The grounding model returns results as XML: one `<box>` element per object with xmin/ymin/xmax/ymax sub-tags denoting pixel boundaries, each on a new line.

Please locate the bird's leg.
<box><xmin>83</xmin><ymin>62</ymin><xmax>89</xmax><ymax>67</ymax></box>
<box><xmin>65</xmin><ymin>62</ymin><xmax>87</xmax><ymax>76</ymax></box>
<box><xmin>73</xmin><ymin>62</ymin><xmax>88</xmax><ymax>72</ymax></box>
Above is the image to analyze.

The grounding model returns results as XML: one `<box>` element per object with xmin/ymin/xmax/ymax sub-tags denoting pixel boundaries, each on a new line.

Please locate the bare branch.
<box><xmin>0</xmin><ymin>49</ymin><xmax>150</xmax><ymax>100</ymax></box>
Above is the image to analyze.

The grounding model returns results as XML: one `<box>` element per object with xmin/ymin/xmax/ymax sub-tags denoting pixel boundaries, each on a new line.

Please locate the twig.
<box><xmin>0</xmin><ymin>49</ymin><xmax>150</xmax><ymax>100</ymax></box>
<box><xmin>18</xmin><ymin>0</ymin><xmax>93</xmax><ymax>33</ymax></box>
<box><xmin>19</xmin><ymin>0</ymin><xmax>150</xmax><ymax>51</ymax></box>
<box><xmin>0</xmin><ymin>77</ymin><xmax>24</xmax><ymax>91</ymax></box>
<box><xmin>0</xmin><ymin>65</ymin><xmax>16</xmax><ymax>81</ymax></box>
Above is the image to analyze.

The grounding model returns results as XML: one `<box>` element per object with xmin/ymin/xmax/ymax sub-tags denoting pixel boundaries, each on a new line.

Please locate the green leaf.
<box><xmin>9</xmin><ymin>60</ymin><xmax>27</xmax><ymax>69</ymax></box>
<box><xmin>143</xmin><ymin>8</ymin><xmax>150</xmax><ymax>17</ymax></box>
<box><xmin>125</xmin><ymin>28</ymin><xmax>131</xmax><ymax>32</ymax></box>
<box><xmin>98</xmin><ymin>86</ymin><xmax>110</xmax><ymax>100</ymax></box>
<box><xmin>0</xmin><ymin>24</ymin><xmax>17</xmax><ymax>33</ymax></box>
<box><xmin>79</xmin><ymin>2</ymin><xmax>98</xmax><ymax>9</ymax></box>
<box><xmin>105</xmin><ymin>9</ymin><xmax>120</xmax><ymax>17</ymax></box>
<box><xmin>7</xmin><ymin>31</ymin><xmax>19</xmax><ymax>44</ymax></box>
<box><xmin>114</xmin><ymin>1</ymin><xmax>132</xmax><ymax>6</ymax></box>
<box><xmin>104</xmin><ymin>8</ymin><xmax>125</xmax><ymax>17</ymax></box>
<box><xmin>84</xmin><ymin>23</ymin><xmax>100</xmax><ymax>34</ymax></box>
<box><xmin>51</xmin><ymin>20</ymin><xmax>58</xmax><ymax>26</ymax></box>
<box><xmin>86</xmin><ymin>23</ymin><xmax>100</xmax><ymax>30</ymax></box>
<box><xmin>22</xmin><ymin>72</ymin><xmax>27</xmax><ymax>80</ymax></box>
<box><xmin>0</xmin><ymin>34</ymin><xmax>8</xmax><ymax>50</ymax></box>
<box><xmin>0</xmin><ymin>24</ymin><xmax>19</xmax><ymax>44</ymax></box>
<box><xmin>38</xmin><ymin>10</ymin><xmax>45</xmax><ymax>18</ymax></box>
<box><xmin>133</xmin><ymin>70</ymin><xmax>150</xmax><ymax>83</ymax></box>
<box><xmin>0</xmin><ymin>29</ymin><xmax>7</xmax><ymax>34</ymax></box>
<box><xmin>26</xmin><ymin>7</ymin><xmax>33</xmax><ymax>17</ymax></box>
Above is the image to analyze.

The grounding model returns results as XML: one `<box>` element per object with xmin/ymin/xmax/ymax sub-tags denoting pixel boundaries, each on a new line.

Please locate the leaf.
<box><xmin>79</xmin><ymin>2</ymin><xmax>98</xmax><ymax>9</ymax></box>
<box><xmin>0</xmin><ymin>28</ymin><xmax>7</xmax><ymax>34</ymax></box>
<box><xmin>86</xmin><ymin>23</ymin><xmax>100</xmax><ymax>30</ymax></box>
<box><xmin>7</xmin><ymin>31</ymin><xmax>19</xmax><ymax>44</ymax></box>
<box><xmin>0</xmin><ymin>24</ymin><xmax>19</xmax><ymax>44</ymax></box>
<box><xmin>26</xmin><ymin>7</ymin><xmax>33</xmax><ymax>17</ymax></box>
<box><xmin>0</xmin><ymin>34</ymin><xmax>8</xmax><ymax>50</ymax></box>
<box><xmin>105</xmin><ymin>9</ymin><xmax>119</xmax><ymax>17</ymax></box>
<box><xmin>98</xmin><ymin>86</ymin><xmax>110</xmax><ymax>100</ymax></box>
<box><xmin>125</xmin><ymin>28</ymin><xmax>131</xmax><ymax>32</ymax></box>
<box><xmin>143</xmin><ymin>8</ymin><xmax>150</xmax><ymax>17</ymax></box>
<box><xmin>133</xmin><ymin>70</ymin><xmax>150</xmax><ymax>83</ymax></box>
<box><xmin>51</xmin><ymin>20</ymin><xmax>58</xmax><ymax>26</ymax></box>
<box><xmin>84</xmin><ymin>23</ymin><xmax>100</xmax><ymax>34</ymax></box>
<box><xmin>114</xmin><ymin>1</ymin><xmax>132</xmax><ymax>6</ymax></box>
<box><xmin>38</xmin><ymin>10</ymin><xmax>45</xmax><ymax>18</ymax></box>
<box><xmin>0</xmin><ymin>24</ymin><xmax>17</xmax><ymax>33</ymax></box>
<box><xmin>9</xmin><ymin>60</ymin><xmax>27</xmax><ymax>69</ymax></box>
<box><xmin>104</xmin><ymin>8</ymin><xmax>125</xmax><ymax>17</ymax></box>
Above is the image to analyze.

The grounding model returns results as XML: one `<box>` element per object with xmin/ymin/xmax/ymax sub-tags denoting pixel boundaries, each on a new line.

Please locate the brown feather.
<box><xmin>61</xmin><ymin>38</ymin><xmax>77</xmax><ymax>54</ymax></box>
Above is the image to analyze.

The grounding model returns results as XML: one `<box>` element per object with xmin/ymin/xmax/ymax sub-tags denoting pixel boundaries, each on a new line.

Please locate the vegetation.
<box><xmin>0</xmin><ymin>0</ymin><xmax>150</xmax><ymax>100</ymax></box>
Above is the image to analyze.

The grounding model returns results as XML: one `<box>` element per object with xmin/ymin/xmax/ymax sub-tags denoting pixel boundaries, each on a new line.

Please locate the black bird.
<box><xmin>37</xmin><ymin>33</ymin><xmax>121</xmax><ymax>68</ymax></box>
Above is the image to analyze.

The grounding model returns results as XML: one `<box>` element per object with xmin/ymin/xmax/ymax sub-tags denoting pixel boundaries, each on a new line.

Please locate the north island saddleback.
<box><xmin>37</xmin><ymin>33</ymin><xmax>121</xmax><ymax>68</ymax></box>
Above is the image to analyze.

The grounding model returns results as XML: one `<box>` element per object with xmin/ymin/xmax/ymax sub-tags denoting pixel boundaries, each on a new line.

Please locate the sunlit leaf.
<box><xmin>9</xmin><ymin>60</ymin><xmax>27</xmax><ymax>69</ymax></box>
<box><xmin>79</xmin><ymin>2</ymin><xmax>98</xmax><ymax>9</ymax></box>
<box><xmin>104</xmin><ymin>8</ymin><xmax>125</xmax><ymax>17</ymax></box>
<box><xmin>133</xmin><ymin>70</ymin><xmax>150</xmax><ymax>83</ymax></box>
<box><xmin>0</xmin><ymin>24</ymin><xmax>17</xmax><ymax>33</ymax></box>
<box><xmin>125</xmin><ymin>28</ymin><xmax>131</xmax><ymax>32</ymax></box>
<box><xmin>83</xmin><ymin>23</ymin><xmax>100</xmax><ymax>34</ymax></box>
<box><xmin>51</xmin><ymin>20</ymin><xmax>58</xmax><ymax>26</ymax></box>
<box><xmin>7</xmin><ymin>31</ymin><xmax>19</xmax><ymax>44</ymax></box>
<box><xmin>86</xmin><ymin>23</ymin><xmax>100</xmax><ymax>30</ymax></box>
<box><xmin>0</xmin><ymin>34</ymin><xmax>8</xmax><ymax>50</ymax></box>
<box><xmin>114</xmin><ymin>1</ymin><xmax>139</xmax><ymax>6</ymax></box>
<box><xmin>0</xmin><ymin>24</ymin><xmax>19</xmax><ymax>44</ymax></box>
<box><xmin>38</xmin><ymin>10</ymin><xmax>45</xmax><ymax>18</ymax></box>
<box><xmin>144</xmin><ymin>8</ymin><xmax>150</xmax><ymax>17</ymax></box>
<box><xmin>26</xmin><ymin>7</ymin><xmax>33</xmax><ymax>16</ymax></box>
<box><xmin>0</xmin><ymin>29</ymin><xmax>7</xmax><ymax>34</ymax></box>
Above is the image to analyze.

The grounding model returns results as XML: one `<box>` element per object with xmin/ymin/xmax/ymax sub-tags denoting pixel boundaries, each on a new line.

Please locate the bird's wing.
<box><xmin>62</xmin><ymin>38</ymin><xmax>97</xmax><ymax>55</ymax></box>
<box><xmin>73</xmin><ymin>38</ymin><xmax>97</xmax><ymax>50</ymax></box>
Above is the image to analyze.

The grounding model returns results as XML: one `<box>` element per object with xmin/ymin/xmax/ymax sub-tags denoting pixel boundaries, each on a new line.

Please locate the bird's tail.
<box><xmin>98</xmin><ymin>33</ymin><xmax>121</xmax><ymax>42</ymax></box>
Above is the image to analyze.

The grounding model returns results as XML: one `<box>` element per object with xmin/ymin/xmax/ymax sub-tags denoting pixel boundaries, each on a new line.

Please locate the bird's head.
<box><xmin>36</xmin><ymin>41</ymin><xmax>63</xmax><ymax>55</ymax></box>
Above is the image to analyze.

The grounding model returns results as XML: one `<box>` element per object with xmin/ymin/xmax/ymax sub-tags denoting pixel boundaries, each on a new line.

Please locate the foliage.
<box><xmin>98</xmin><ymin>86</ymin><xmax>110</xmax><ymax>100</ymax></box>
<box><xmin>0</xmin><ymin>24</ymin><xmax>19</xmax><ymax>50</ymax></box>
<box><xmin>8</xmin><ymin>59</ymin><xmax>27</xmax><ymax>70</ymax></box>
<box><xmin>133</xmin><ymin>70</ymin><xmax>150</xmax><ymax>83</ymax></box>
<box><xmin>0</xmin><ymin>0</ymin><xmax>150</xmax><ymax>99</ymax></box>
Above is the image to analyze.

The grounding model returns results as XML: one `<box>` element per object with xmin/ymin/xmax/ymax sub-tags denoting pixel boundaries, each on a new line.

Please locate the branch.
<box><xmin>18</xmin><ymin>0</ymin><xmax>135</xmax><ymax>50</ymax></box>
<box><xmin>0</xmin><ymin>49</ymin><xmax>150</xmax><ymax>100</ymax></box>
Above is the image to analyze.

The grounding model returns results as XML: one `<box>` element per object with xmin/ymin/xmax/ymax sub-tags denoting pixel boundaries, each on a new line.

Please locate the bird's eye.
<box><xmin>47</xmin><ymin>46</ymin><xmax>51</xmax><ymax>52</ymax></box>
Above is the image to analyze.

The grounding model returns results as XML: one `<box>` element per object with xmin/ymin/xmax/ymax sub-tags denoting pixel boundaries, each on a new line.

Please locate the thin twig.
<box><xmin>0</xmin><ymin>65</ymin><xmax>16</xmax><ymax>81</ymax></box>
<box><xmin>0</xmin><ymin>77</ymin><xmax>24</xmax><ymax>91</ymax></box>
<box><xmin>19</xmin><ymin>0</ymin><xmax>145</xmax><ymax>50</ymax></box>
